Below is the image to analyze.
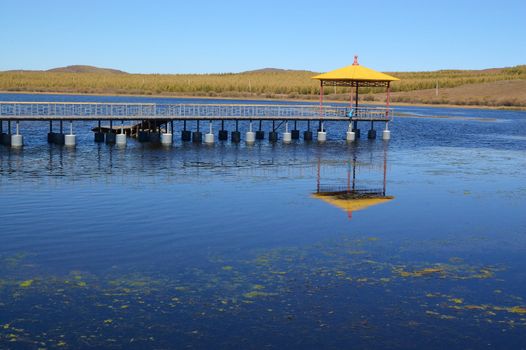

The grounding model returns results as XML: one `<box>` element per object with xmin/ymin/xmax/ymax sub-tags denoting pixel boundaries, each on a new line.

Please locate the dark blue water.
<box><xmin>1</xmin><ymin>93</ymin><xmax>525</xmax><ymax>349</ymax></box>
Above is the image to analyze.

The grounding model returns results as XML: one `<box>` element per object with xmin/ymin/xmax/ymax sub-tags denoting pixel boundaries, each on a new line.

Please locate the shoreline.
<box><xmin>0</xmin><ymin>90</ymin><xmax>525</xmax><ymax>111</ymax></box>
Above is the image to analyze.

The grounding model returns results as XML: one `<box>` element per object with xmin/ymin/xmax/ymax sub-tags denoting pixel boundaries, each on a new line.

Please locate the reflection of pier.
<box><xmin>313</xmin><ymin>144</ymin><xmax>393</xmax><ymax>218</ymax></box>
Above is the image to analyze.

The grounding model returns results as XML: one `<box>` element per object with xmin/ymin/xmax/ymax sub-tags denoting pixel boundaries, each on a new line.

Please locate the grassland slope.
<box><xmin>0</xmin><ymin>65</ymin><xmax>524</xmax><ymax>108</ymax></box>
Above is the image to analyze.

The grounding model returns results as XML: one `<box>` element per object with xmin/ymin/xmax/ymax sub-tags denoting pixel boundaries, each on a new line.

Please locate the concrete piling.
<box><xmin>64</xmin><ymin>121</ymin><xmax>76</xmax><ymax>147</ymax></box>
<box><xmin>246</xmin><ymin>121</ymin><xmax>255</xmax><ymax>144</ymax></box>
<box><xmin>382</xmin><ymin>122</ymin><xmax>391</xmax><ymax>140</ymax></box>
<box><xmin>346</xmin><ymin>123</ymin><xmax>355</xmax><ymax>142</ymax></box>
<box><xmin>283</xmin><ymin>121</ymin><xmax>292</xmax><ymax>143</ymax></box>
<box><xmin>116</xmin><ymin>121</ymin><xmax>127</xmax><ymax>146</ymax></box>
<box><xmin>204</xmin><ymin>121</ymin><xmax>214</xmax><ymax>144</ymax></box>
<box><xmin>11</xmin><ymin>121</ymin><xmax>23</xmax><ymax>148</ymax></box>
<box><xmin>160</xmin><ymin>121</ymin><xmax>172</xmax><ymax>145</ymax></box>
<box><xmin>317</xmin><ymin>121</ymin><xmax>327</xmax><ymax>143</ymax></box>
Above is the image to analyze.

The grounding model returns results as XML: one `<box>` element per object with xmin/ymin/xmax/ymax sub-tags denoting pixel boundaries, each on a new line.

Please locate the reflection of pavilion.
<box><xmin>313</xmin><ymin>145</ymin><xmax>393</xmax><ymax>219</ymax></box>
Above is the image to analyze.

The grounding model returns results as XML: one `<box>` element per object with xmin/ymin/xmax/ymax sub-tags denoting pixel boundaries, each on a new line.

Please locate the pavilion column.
<box><xmin>353</xmin><ymin>82</ymin><xmax>360</xmax><ymax>138</ymax></box>
<box><xmin>383</xmin><ymin>82</ymin><xmax>391</xmax><ymax>140</ymax></box>
<box><xmin>319</xmin><ymin>81</ymin><xmax>324</xmax><ymax>116</ymax></box>
<box><xmin>317</xmin><ymin>80</ymin><xmax>326</xmax><ymax>143</ymax></box>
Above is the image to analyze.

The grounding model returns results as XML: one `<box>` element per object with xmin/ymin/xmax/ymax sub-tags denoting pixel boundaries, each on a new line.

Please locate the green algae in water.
<box><xmin>1</xmin><ymin>235</ymin><xmax>525</xmax><ymax>348</ymax></box>
<box><xmin>18</xmin><ymin>279</ymin><xmax>34</xmax><ymax>288</ymax></box>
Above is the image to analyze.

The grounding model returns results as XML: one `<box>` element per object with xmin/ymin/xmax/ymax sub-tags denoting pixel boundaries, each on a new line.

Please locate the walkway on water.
<box><xmin>0</xmin><ymin>102</ymin><xmax>394</xmax><ymax>147</ymax></box>
<box><xmin>0</xmin><ymin>102</ymin><xmax>392</xmax><ymax>121</ymax></box>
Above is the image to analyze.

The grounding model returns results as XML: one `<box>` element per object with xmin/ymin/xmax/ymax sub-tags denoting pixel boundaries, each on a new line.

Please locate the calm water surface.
<box><xmin>1</xmin><ymin>94</ymin><xmax>526</xmax><ymax>349</ymax></box>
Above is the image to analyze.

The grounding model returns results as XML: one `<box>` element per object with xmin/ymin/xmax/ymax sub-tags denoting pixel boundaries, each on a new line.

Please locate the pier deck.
<box><xmin>0</xmin><ymin>102</ymin><xmax>393</xmax><ymax>122</ymax></box>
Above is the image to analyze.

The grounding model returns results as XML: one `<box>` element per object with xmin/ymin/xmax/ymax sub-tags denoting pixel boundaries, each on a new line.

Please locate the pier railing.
<box><xmin>0</xmin><ymin>102</ymin><xmax>393</xmax><ymax>121</ymax></box>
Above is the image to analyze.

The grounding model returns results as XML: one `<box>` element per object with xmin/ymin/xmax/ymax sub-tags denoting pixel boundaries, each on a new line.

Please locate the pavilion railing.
<box><xmin>0</xmin><ymin>102</ymin><xmax>393</xmax><ymax>121</ymax></box>
<box><xmin>348</xmin><ymin>107</ymin><xmax>394</xmax><ymax>121</ymax></box>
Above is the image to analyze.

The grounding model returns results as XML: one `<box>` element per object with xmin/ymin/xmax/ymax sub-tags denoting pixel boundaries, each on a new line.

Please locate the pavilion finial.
<box><xmin>352</xmin><ymin>55</ymin><xmax>359</xmax><ymax>66</ymax></box>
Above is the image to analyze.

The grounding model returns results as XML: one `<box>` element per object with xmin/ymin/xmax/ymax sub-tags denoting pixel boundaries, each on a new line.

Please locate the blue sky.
<box><xmin>0</xmin><ymin>0</ymin><xmax>524</xmax><ymax>73</ymax></box>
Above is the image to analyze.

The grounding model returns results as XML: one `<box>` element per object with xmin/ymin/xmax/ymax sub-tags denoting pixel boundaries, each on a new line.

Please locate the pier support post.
<box><xmin>317</xmin><ymin>121</ymin><xmax>327</xmax><ymax>143</ymax></box>
<box><xmin>255</xmin><ymin>120</ymin><xmax>264</xmax><ymax>140</ymax></box>
<box><xmin>53</xmin><ymin>120</ymin><xmax>65</xmax><ymax>145</ymax></box>
<box><xmin>283</xmin><ymin>121</ymin><xmax>291</xmax><ymax>143</ymax></box>
<box><xmin>95</xmin><ymin>120</ymin><xmax>105</xmax><ymax>142</ymax></box>
<box><xmin>160</xmin><ymin>121</ymin><xmax>172</xmax><ymax>145</ymax></box>
<box><xmin>47</xmin><ymin>120</ymin><xmax>54</xmax><ymax>143</ymax></box>
<box><xmin>352</xmin><ymin>121</ymin><xmax>360</xmax><ymax>139</ymax></box>
<box><xmin>304</xmin><ymin>120</ymin><xmax>313</xmax><ymax>141</ymax></box>
<box><xmin>149</xmin><ymin>121</ymin><xmax>161</xmax><ymax>144</ymax></box>
<box><xmin>0</xmin><ymin>120</ymin><xmax>9</xmax><ymax>146</ymax></box>
<box><xmin>382</xmin><ymin>122</ymin><xmax>391</xmax><ymax>140</ymax></box>
<box><xmin>246</xmin><ymin>121</ymin><xmax>255</xmax><ymax>144</ymax></box>
<box><xmin>218</xmin><ymin>120</ymin><xmax>228</xmax><ymax>140</ymax></box>
<box><xmin>2</xmin><ymin>121</ymin><xmax>12</xmax><ymax>146</ymax></box>
<box><xmin>269</xmin><ymin>120</ymin><xmax>277</xmax><ymax>142</ymax></box>
<box><xmin>116</xmin><ymin>120</ymin><xmax>127</xmax><ymax>146</ymax></box>
<box><xmin>291</xmin><ymin>120</ymin><xmax>300</xmax><ymax>139</ymax></box>
<box><xmin>65</xmin><ymin>121</ymin><xmax>76</xmax><ymax>147</ymax></box>
<box><xmin>367</xmin><ymin>121</ymin><xmax>376</xmax><ymax>139</ymax></box>
<box><xmin>204</xmin><ymin>120</ymin><xmax>214</xmax><ymax>144</ymax></box>
<box><xmin>192</xmin><ymin>120</ymin><xmax>202</xmax><ymax>143</ymax></box>
<box><xmin>182</xmin><ymin>120</ymin><xmax>191</xmax><ymax>141</ymax></box>
<box><xmin>231</xmin><ymin>120</ymin><xmax>240</xmax><ymax>143</ymax></box>
<box><xmin>106</xmin><ymin>121</ymin><xmax>116</xmax><ymax>144</ymax></box>
<box><xmin>11</xmin><ymin>121</ymin><xmax>23</xmax><ymax>148</ymax></box>
<box><xmin>346</xmin><ymin>122</ymin><xmax>355</xmax><ymax>142</ymax></box>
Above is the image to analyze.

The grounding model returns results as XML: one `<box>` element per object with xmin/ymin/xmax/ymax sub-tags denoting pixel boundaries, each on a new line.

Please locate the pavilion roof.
<box><xmin>312</xmin><ymin>56</ymin><xmax>399</xmax><ymax>85</ymax></box>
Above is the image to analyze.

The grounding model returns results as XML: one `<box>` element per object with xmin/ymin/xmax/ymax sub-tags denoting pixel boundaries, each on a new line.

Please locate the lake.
<box><xmin>1</xmin><ymin>93</ymin><xmax>525</xmax><ymax>349</ymax></box>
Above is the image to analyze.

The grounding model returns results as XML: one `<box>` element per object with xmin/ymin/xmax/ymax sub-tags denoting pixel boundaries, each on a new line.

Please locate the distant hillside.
<box><xmin>0</xmin><ymin>64</ymin><xmax>524</xmax><ymax>108</ymax></box>
<box><xmin>46</xmin><ymin>65</ymin><xmax>127</xmax><ymax>74</ymax></box>
<box><xmin>242</xmin><ymin>68</ymin><xmax>315</xmax><ymax>74</ymax></box>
